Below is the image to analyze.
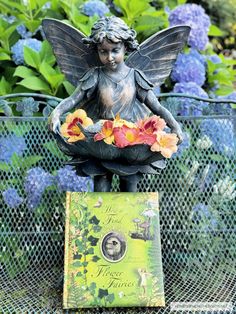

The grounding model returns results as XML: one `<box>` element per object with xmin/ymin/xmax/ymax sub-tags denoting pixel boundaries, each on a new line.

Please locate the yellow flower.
<box><xmin>60</xmin><ymin>109</ymin><xmax>93</xmax><ymax>143</ymax></box>
<box><xmin>113</xmin><ymin>114</ymin><xmax>136</xmax><ymax>128</ymax></box>
<box><xmin>151</xmin><ymin>132</ymin><xmax>178</xmax><ymax>158</ymax></box>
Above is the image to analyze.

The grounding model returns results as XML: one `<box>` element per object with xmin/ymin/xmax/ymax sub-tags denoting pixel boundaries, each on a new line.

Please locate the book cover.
<box><xmin>63</xmin><ymin>192</ymin><xmax>165</xmax><ymax>308</ymax></box>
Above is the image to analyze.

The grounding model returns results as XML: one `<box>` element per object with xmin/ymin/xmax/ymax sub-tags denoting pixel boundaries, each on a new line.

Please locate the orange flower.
<box><xmin>138</xmin><ymin>116</ymin><xmax>167</xmax><ymax>145</ymax></box>
<box><xmin>94</xmin><ymin>120</ymin><xmax>114</xmax><ymax>144</ymax></box>
<box><xmin>60</xmin><ymin>109</ymin><xmax>93</xmax><ymax>143</ymax></box>
<box><xmin>113</xmin><ymin>125</ymin><xmax>141</xmax><ymax>148</ymax></box>
<box><xmin>151</xmin><ymin>132</ymin><xmax>178</xmax><ymax>158</ymax></box>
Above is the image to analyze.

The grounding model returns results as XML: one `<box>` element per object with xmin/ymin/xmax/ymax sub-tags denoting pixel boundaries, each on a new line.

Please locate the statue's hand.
<box><xmin>171</xmin><ymin>126</ymin><xmax>183</xmax><ymax>144</ymax></box>
<box><xmin>48</xmin><ymin>111</ymin><xmax>61</xmax><ymax>134</ymax></box>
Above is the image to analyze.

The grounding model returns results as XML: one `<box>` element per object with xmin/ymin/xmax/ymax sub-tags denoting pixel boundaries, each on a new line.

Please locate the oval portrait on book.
<box><xmin>101</xmin><ymin>232</ymin><xmax>127</xmax><ymax>262</ymax></box>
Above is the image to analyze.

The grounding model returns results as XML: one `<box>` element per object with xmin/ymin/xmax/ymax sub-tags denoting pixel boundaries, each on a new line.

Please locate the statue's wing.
<box><xmin>126</xmin><ymin>26</ymin><xmax>190</xmax><ymax>87</ymax></box>
<box><xmin>42</xmin><ymin>18</ymin><xmax>102</xmax><ymax>86</ymax></box>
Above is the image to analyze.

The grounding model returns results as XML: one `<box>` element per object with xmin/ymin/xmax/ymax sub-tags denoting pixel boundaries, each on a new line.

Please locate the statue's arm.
<box><xmin>145</xmin><ymin>90</ymin><xmax>183</xmax><ymax>143</ymax></box>
<box><xmin>49</xmin><ymin>86</ymin><xmax>86</xmax><ymax>133</ymax></box>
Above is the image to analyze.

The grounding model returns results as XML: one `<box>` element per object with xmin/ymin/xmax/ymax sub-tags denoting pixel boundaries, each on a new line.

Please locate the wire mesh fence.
<box><xmin>0</xmin><ymin>96</ymin><xmax>235</xmax><ymax>313</ymax></box>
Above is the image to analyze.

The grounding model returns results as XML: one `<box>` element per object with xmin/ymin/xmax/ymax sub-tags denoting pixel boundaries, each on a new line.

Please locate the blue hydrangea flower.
<box><xmin>173</xmin><ymin>132</ymin><xmax>191</xmax><ymax>158</ymax></box>
<box><xmin>0</xmin><ymin>14</ymin><xmax>16</xmax><ymax>24</ymax></box>
<box><xmin>0</xmin><ymin>134</ymin><xmax>27</xmax><ymax>163</ymax></box>
<box><xmin>169</xmin><ymin>4</ymin><xmax>210</xmax><ymax>50</ymax></box>
<box><xmin>55</xmin><ymin>166</ymin><xmax>94</xmax><ymax>192</ymax></box>
<box><xmin>217</xmin><ymin>92</ymin><xmax>236</xmax><ymax>111</ymax></box>
<box><xmin>16</xmin><ymin>24</ymin><xmax>33</xmax><ymax>39</ymax></box>
<box><xmin>82</xmin><ymin>0</ymin><xmax>110</xmax><ymax>17</ymax></box>
<box><xmin>200</xmin><ymin>118</ymin><xmax>234</xmax><ymax>157</ymax></box>
<box><xmin>173</xmin><ymin>82</ymin><xmax>208</xmax><ymax>116</ymax></box>
<box><xmin>42</xmin><ymin>2</ymin><xmax>51</xmax><ymax>10</ymax></box>
<box><xmin>207</xmin><ymin>92</ymin><xmax>235</xmax><ymax>115</ymax></box>
<box><xmin>189</xmin><ymin>49</ymin><xmax>206</xmax><ymax>67</ymax></box>
<box><xmin>24</xmin><ymin>167</ymin><xmax>54</xmax><ymax>210</ymax></box>
<box><xmin>207</xmin><ymin>54</ymin><xmax>221</xmax><ymax>64</ymax></box>
<box><xmin>11</xmin><ymin>38</ymin><xmax>42</xmax><ymax>65</ymax></box>
<box><xmin>171</xmin><ymin>51</ymin><xmax>206</xmax><ymax>86</ymax></box>
<box><xmin>192</xmin><ymin>203</ymin><xmax>218</xmax><ymax>231</ymax></box>
<box><xmin>2</xmin><ymin>188</ymin><xmax>23</xmax><ymax>209</ymax></box>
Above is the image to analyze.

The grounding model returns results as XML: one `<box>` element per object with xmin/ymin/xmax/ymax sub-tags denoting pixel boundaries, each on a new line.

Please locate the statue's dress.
<box><xmin>78</xmin><ymin>67</ymin><xmax>152</xmax><ymax>123</ymax></box>
<box><xmin>57</xmin><ymin>67</ymin><xmax>166</xmax><ymax>177</ymax></box>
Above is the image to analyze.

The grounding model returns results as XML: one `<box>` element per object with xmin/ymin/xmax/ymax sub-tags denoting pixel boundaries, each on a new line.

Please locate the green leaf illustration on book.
<box><xmin>64</xmin><ymin>192</ymin><xmax>165</xmax><ymax>308</ymax></box>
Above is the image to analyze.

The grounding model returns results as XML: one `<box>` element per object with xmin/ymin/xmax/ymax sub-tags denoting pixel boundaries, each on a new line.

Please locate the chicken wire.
<box><xmin>0</xmin><ymin>96</ymin><xmax>235</xmax><ymax>313</ymax></box>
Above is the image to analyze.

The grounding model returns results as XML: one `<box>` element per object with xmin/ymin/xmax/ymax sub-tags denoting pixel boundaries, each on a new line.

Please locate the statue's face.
<box><xmin>97</xmin><ymin>39</ymin><xmax>125</xmax><ymax>70</ymax></box>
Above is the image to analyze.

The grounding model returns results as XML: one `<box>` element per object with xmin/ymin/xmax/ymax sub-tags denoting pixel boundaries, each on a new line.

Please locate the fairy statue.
<box><xmin>42</xmin><ymin>16</ymin><xmax>190</xmax><ymax>192</ymax></box>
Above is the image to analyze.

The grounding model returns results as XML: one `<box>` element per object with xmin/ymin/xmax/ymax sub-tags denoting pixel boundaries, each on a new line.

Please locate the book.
<box><xmin>63</xmin><ymin>192</ymin><xmax>165</xmax><ymax>308</ymax></box>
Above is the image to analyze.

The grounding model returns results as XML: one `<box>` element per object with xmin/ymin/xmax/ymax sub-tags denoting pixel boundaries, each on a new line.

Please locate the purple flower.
<box><xmin>82</xmin><ymin>0</ymin><xmax>110</xmax><ymax>17</ymax></box>
<box><xmin>2</xmin><ymin>188</ymin><xmax>23</xmax><ymax>209</ymax></box>
<box><xmin>169</xmin><ymin>4</ymin><xmax>210</xmax><ymax>50</ymax></box>
<box><xmin>11</xmin><ymin>38</ymin><xmax>42</xmax><ymax>65</ymax></box>
<box><xmin>173</xmin><ymin>82</ymin><xmax>208</xmax><ymax>116</ymax></box>
<box><xmin>200</xmin><ymin>119</ymin><xmax>234</xmax><ymax>157</ymax></box>
<box><xmin>24</xmin><ymin>167</ymin><xmax>54</xmax><ymax>210</ymax></box>
<box><xmin>55</xmin><ymin>166</ymin><xmax>93</xmax><ymax>192</ymax></box>
<box><xmin>0</xmin><ymin>134</ymin><xmax>27</xmax><ymax>163</ymax></box>
<box><xmin>171</xmin><ymin>51</ymin><xmax>206</xmax><ymax>86</ymax></box>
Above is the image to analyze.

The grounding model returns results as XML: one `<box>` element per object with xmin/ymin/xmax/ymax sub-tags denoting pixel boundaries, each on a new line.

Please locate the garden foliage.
<box><xmin>0</xmin><ymin>0</ymin><xmax>235</xmax><ymax>280</ymax></box>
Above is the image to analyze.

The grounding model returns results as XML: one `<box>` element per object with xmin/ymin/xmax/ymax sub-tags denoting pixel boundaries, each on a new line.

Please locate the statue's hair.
<box><xmin>83</xmin><ymin>16</ymin><xmax>139</xmax><ymax>52</ymax></box>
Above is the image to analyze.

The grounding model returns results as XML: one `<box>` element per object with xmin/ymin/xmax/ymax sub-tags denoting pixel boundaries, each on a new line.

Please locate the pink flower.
<box><xmin>151</xmin><ymin>132</ymin><xmax>178</xmax><ymax>158</ymax></box>
<box><xmin>138</xmin><ymin>116</ymin><xmax>166</xmax><ymax>145</ymax></box>
<box><xmin>113</xmin><ymin>125</ymin><xmax>141</xmax><ymax>148</ymax></box>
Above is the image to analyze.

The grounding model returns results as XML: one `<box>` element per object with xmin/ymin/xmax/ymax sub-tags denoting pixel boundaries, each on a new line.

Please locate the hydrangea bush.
<box><xmin>0</xmin><ymin>0</ymin><xmax>235</xmax><ymax>284</ymax></box>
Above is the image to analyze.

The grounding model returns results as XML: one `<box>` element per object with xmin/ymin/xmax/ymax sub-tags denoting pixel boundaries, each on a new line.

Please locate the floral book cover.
<box><xmin>63</xmin><ymin>192</ymin><xmax>165</xmax><ymax>308</ymax></box>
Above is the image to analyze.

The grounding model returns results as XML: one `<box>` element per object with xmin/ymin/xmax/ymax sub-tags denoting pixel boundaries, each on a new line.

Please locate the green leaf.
<box><xmin>208</xmin><ymin>25</ymin><xmax>225</xmax><ymax>37</ymax></box>
<box><xmin>98</xmin><ymin>288</ymin><xmax>108</xmax><ymax>299</ymax></box>
<box><xmin>0</xmin><ymin>162</ymin><xmax>11</xmax><ymax>171</ymax></box>
<box><xmin>24</xmin><ymin>20</ymin><xmax>41</xmax><ymax>33</ymax></box>
<box><xmin>0</xmin><ymin>52</ymin><xmax>11</xmax><ymax>61</ymax></box>
<box><xmin>11</xmin><ymin>154</ymin><xmax>44</xmax><ymax>169</ymax></box>
<box><xmin>210</xmin><ymin>154</ymin><xmax>225</xmax><ymax>162</ymax></box>
<box><xmin>43</xmin><ymin>141</ymin><xmax>65</xmax><ymax>159</ymax></box>
<box><xmin>21</xmin><ymin>156</ymin><xmax>44</xmax><ymax>168</ymax></box>
<box><xmin>3</xmin><ymin>24</ymin><xmax>17</xmax><ymax>39</ymax></box>
<box><xmin>106</xmin><ymin>293</ymin><xmax>115</xmax><ymax>304</ymax></box>
<box><xmin>14</xmin><ymin>66</ymin><xmax>36</xmax><ymax>79</ymax></box>
<box><xmin>0</xmin><ymin>77</ymin><xmax>12</xmax><ymax>95</ymax></box>
<box><xmin>24</xmin><ymin>46</ymin><xmax>41</xmax><ymax>69</ymax></box>
<box><xmin>39</xmin><ymin>61</ymin><xmax>64</xmax><ymax>89</ymax></box>
<box><xmin>17</xmin><ymin>77</ymin><xmax>50</xmax><ymax>91</ymax></box>
<box><xmin>87</xmin><ymin>247</ymin><xmax>94</xmax><ymax>255</ymax></box>
<box><xmin>88</xmin><ymin>235</ymin><xmax>99</xmax><ymax>246</ymax></box>
<box><xmin>89</xmin><ymin>215</ymin><xmax>100</xmax><ymax>225</ymax></box>
<box><xmin>11</xmin><ymin>153</ymin><xmax>22</xmax><ymax>168</ymax></box>
<box><xmin>40</xmin><ymin>41</ymin><xmax>56</xmax><ymax>65</ymax></box>
<box><xmin>92</xmin><ymin>255</ymin><xmax>100</xmax><ymax>262</ymax></box>
<box><xmin>63</xmin><ymin>81</ymin><xmax>75</xmax><ymax>95</ymax></box>
<box><xmin>73</xmin><ymin>261</ymin><xmax>82</xmax><ymax>267</ymax></box>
